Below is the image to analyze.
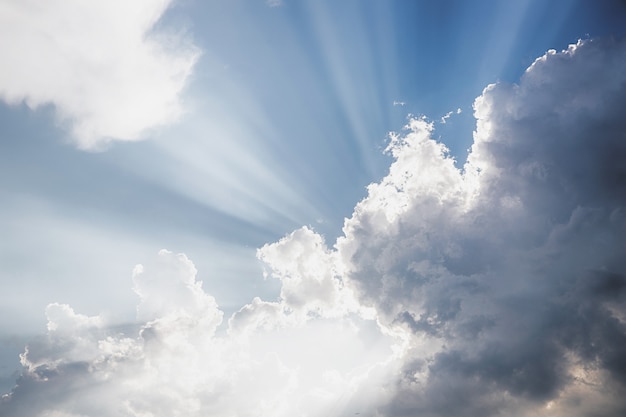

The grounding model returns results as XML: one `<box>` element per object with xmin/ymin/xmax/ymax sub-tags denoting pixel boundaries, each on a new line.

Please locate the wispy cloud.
<box><xmin>440</xmin><ymin>107</ymin><xmax>462</xmax><ymax>123</ymax></box>
<box><xmin>0</xmin><ymin>0</ymin><xmax>199</xmax><ymax>149</ymax></box>
<box><xmin>3</xmin><ymin>38</ymin><xmax>626</xmax><ymax>417</ymax></box>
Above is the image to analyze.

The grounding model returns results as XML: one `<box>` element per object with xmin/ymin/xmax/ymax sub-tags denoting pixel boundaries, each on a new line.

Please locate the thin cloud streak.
<box><xmin>440</xmin><ymin>107</ymin><xmax>462</xmax><ymax>124</ymax></box>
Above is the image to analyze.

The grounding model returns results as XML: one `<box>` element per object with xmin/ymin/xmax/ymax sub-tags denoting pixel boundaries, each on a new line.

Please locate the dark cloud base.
<box><xmin>340</xmin><ymin>37</ymin><xmax>626</xmax><ymax>417</ymax></box>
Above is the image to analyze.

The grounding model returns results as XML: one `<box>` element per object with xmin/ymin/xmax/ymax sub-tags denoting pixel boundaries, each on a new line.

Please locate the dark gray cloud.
<box><xmin>335</xmin><ymin>37</ymin><xmax>626</xmax><ymax>416</ymax></box>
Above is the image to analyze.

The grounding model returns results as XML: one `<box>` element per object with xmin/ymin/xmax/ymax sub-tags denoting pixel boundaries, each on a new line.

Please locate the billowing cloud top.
<box><xmin>2</xmin><ymin>38</ymin><xmax>626</xmax><ymax>416</ymax></box>
<box><xmin>0</xmin><ymin>0</ymin><xmax>199</xmax><ymax>149</ymax></box>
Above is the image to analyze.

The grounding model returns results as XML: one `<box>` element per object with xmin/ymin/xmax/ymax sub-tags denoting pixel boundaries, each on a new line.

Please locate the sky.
<box><xmin>1</xmin><ymin>0</ymin><xmax>626</xmax><ymax>416</ymax></box>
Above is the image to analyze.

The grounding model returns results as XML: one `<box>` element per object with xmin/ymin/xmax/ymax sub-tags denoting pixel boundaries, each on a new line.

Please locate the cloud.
<box><xmin>336</xmin><ymin>37</ymin><xmax>626</xmax><ymax>416</ymax></box>
<box><xmin>0</xmin><ymin>0</ymin><xmax>199</xmax><ymax>149</ymax></box>
<box><xmin>440</xmin><ymin>107</ymin><xmax>462</xmax><ymax>123</ymax></box>
<box><xmin>1</xmin><ymin>249</ymin><xmax>397</xmax><ymax>417</ymax></box>
<box><xmin>3</xmin><ymin>37</ymin><xmax>626</xmax><ymax>416</ymax></box>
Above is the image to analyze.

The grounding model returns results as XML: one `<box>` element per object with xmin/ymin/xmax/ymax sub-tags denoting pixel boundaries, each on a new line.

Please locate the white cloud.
<box><xmin>0</xmin><ymin>0</ymin><xmax>199</xmax><ymax>149</ymax></box>
<box><xmin>3</xmin><ymin>37</ymin><xmax>626</xmax><ymax>416</ymax></box>
<box><xmin>255</xmin><ymin>227</ymin><xmax>362</xmax><ymax>319</ymax></box>
<box><xmin>440</xmin><ymin>107</ymin><xmax>462</xmax><ymax>123</ymax></box>
<box><xmin>1</xmin><ymin>249</ymin><xmax>397</xmax><ymax>417</ymax></box>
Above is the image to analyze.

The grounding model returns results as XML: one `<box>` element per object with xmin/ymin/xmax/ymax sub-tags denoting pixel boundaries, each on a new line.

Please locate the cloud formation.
<box><xmin>1</xmin><ymin>249</ymin><xmax>397</xmax><ymax>417</ymax></box>
<box><xmin>0</xmin><ymin>0</ymin><xmax>199</xmax><ymax>149</ymax></box>
<box><xmin>3</xmin><ymin>37</ymin><xmax>626</xmax><ymax>416</ymax></box>
<box><xmin>440</xmin><ymin>107</ymin><xmax>462</xmax><ymax>123</ymax></box>
<box><xmin>340</xmin><ymin>37</ymin><xmax>626</xmax><ymax>416</ymax></box>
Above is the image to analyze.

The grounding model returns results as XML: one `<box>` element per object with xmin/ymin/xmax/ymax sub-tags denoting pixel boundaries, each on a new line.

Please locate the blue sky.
<box><xmin>1</xmin><ymin>1</ymin><xmax>626</xmax><ymax>415</ymax></box>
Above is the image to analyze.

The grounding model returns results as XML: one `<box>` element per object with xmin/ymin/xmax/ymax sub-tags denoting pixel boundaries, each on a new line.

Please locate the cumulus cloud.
<box><xmin>3</xmin><ymin>37</ymin><xmax>626</xmax><ymax>416</ymax></box>
<box><xmin>337</xmin><ymin>37</ymin><xmax>626</xmax><ymax>416</ymax></box>
<box><xmin>0</xmin><ymin>0</ymin><xmax>199</xmax><ymax>149</ymax></box>
<box><xmin>1</xmin><ymin>249</ymin><xmax>397</xmax><ymax>417</ymax></box>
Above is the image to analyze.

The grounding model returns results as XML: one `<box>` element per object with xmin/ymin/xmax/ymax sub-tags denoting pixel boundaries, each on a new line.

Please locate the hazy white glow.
<box><xmin>9</xmin><ymin>249</ymin><xmax>401</xmax><ymax>417</ymax></box>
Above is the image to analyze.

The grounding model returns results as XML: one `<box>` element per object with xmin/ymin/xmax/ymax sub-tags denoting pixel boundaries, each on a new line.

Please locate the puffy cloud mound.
<box><xmin>1</xmin><ymin>249</ymin><xmax>397</xmax><ymax>417</ymax></box>
<box><xmin>337</xmin><ymin>37</ymin><xmax>626</xmax><ymax>417</ymax></box>
<box><xmin>2</xmin><ymin>37</ymin><xmax>626</xmax><ymax>416</ymax></box>
<box><xmin>0</xmin><ymin>0</ymin><xmax>199</xmax><ymax>149</ymax></box>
